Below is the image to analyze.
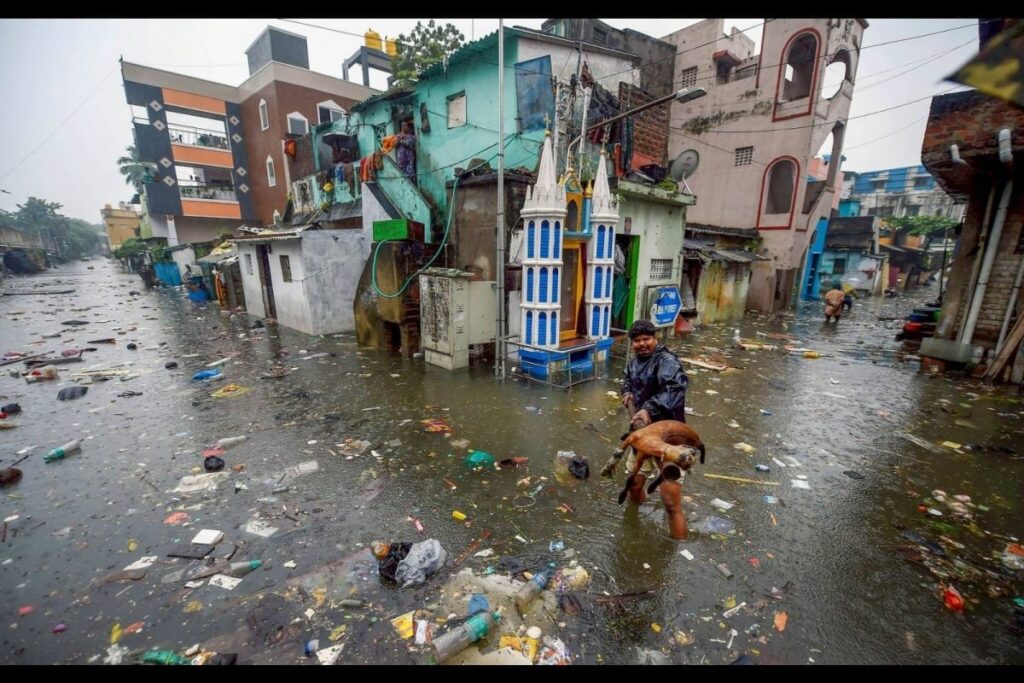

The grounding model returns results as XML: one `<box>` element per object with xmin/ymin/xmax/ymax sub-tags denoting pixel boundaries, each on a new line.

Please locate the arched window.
<box><xmin>764</xmin><ymin>159</ymin><xmax>797</xmax><ymax>214</ymax></box>
<box><xmin>606</xmin><ymin>228</ymin><xmax>614</xmax><ymax>258</ymax></box>
<box><xmin>603</xmin><ymin>305</ymin><xmax>610</xmax><ymax>336</ymax></box>
<box><xmin>539</xmin><ymin>267</ymin><xmax>549</xmax><ymax>303</ymax></box>
<box><xmin>781</xmin><ymin>33</ymin><xmax>818</xmax><ymax>101</ymax></box>
<box><xmin>258</xmin><ymin>99</ymin><xmax>269</xmax><ymax>131</ymax></box>
<box><xmin>540</xmin><ymin>220</ymin><xmax>550</xmax><ymax>258</ymax></box>
<box><xmin>551</xmin><ymin>268</ymin><xmax>559</xmax><ymax>304</ymax></box>
<box><xmin>550</xmin><ymin>312</ymin><xmax>558</xmax><ymax>342</ymax></box>
<box><xmin>527</xmin><ymin>221</ymin><xmax>535</xmax><ymax>259</ymax></box>
<box><xmin>594</xmin><ymin>267</ymin><xmax>603</xmax><ymax>299</ymax></box>
<box><xmin>596</xmin><ymin>225</ymin><xmax>605</xmax><ymax>260</ymax></box>
<box><xmin>553</xmin><ymin>221</ymin><xmax>561</xmax><ymax>259</ymax></box>
<box><xmin>591</xmin><ymin>306</ymin><xmax>601</xmax><ymax>337</ymax></box>
<box><xmin>821</xmin><ymin>49</ymin><xmax>852</xmax><ymax>99</ymax></box>
<box><xmin>525</xmin><ymin>311</ymin><xmax>533</xmax><ymax>345</ymax></box>
<box><xmin>526</xmin><ymin>267</ymin><xmax>534</xmax><ymax>303</ymax></box>
<box><xmin>538</xmin><ymin>312</ymin><xmax>548</xmax><ymax>346</ymax></box>
<box><xmin>605</xmin><ymin>266</ymin><xmax>612</xmax><ymax>298</ymax></box>
<box><xmin>566</xmin><ymin>200</ymin><xmax>579</xmax><ymax>231</ymax></box>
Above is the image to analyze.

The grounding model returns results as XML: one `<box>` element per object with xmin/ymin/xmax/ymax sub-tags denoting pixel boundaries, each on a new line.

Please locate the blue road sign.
<box><xmin>647</xmin><ymin>285</ymin><xmax>682</xmax><ymax>327</ymax></box>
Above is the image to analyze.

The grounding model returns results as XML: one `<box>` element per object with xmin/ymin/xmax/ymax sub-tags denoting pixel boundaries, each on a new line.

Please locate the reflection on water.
<box><xmin>0</xmin><ymin>262</ymin><xmax>1021</xmax><ymax>664</ymax></box>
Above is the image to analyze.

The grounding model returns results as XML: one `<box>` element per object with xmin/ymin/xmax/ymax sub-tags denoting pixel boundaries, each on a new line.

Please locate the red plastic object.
<box><xmin>943</xmin><ymin>585</ymin><xmax>965</xmax><ymax>612</ymax></box>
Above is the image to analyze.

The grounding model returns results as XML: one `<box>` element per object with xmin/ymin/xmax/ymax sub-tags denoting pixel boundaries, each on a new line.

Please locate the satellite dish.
<box><xmin>671</xmin><ymin>149</ymin><xmax>700</xmax><ymax>181</ymax></box>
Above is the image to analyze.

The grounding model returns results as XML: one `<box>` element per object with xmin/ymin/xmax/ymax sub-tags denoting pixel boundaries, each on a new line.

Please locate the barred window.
<box><xmin>680</xmin><ymin>66</ymin><xmax>698</xmax><ymax>89</ymax></box>
<box><xmin>735</xmin><ymin>146</ymin><xmax>753</xmax><ymax>166</ymax></box>
<box><xmin>649</xmin><ymin>258</ymin><xmax>673</xmax><ymax>280</ymax></box>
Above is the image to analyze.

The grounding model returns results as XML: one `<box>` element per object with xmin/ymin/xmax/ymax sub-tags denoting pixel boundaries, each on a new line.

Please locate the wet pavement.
<box><xmin>1</xmin><ymin>260</ymin><xmax>1022</xmax><ymax>665</ymax></box>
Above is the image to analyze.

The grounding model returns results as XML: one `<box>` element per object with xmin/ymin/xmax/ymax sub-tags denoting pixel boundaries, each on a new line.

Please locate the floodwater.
<box><xmin>0</xmin><ymin>260</ymin><xmax>1021</xmax><ymax>665</ymax></box>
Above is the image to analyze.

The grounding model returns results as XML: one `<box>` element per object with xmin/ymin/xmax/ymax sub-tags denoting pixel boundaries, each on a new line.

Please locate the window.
<box><xmin>873</xmin><ymin>179</ymin><xmax>887</xmax><ymax>191</ymax></box>
<box><xmin>245</xmin><ymin>253</ymin><xmax>254</xmax><ymax>276</ymax></box>
<box><xmin>735</xmin><ymin>146</ymin><xmax>754</xmax><ymax>166</ymax></box>
<box><xmin>280</xmin><ymin>255</ymin><xmax>292</xmax><ymax>282</ymax></box>
<box><xmin>877</xmin><ymin>206</ymin><xmax>894</xmax><ymax>218</ymax></box>
<box><xmin>904</xmin><ymin>205</ymin><xmax>920</xmax><ymax>217</ymax></box>
<box><xmin>781</xmin><ymin>33</ymin><xmax>818</xmax><ymax>101</ymax></box>
<box><xmin>447</xmin><ymin>92</ymin><xmax>466</xmax><ymax>129</ymax></box>
<box><xmin>266</xmin><ymin>156</ymin><xmax>277</xmax><ymax>187</ymax></box>
<box><xmin>715</xmin><ymin>60</ymin><xmax>732</xmax><ymax>85</ymax></box>
<box><xmin>765</xmin><ymin>159</ymin><xmax>796</xmax><ymax>214</ymax></box>
<box><xmin>258</xmin><ymin>99</ymin><xmax>269</xmax><ymax>131</ymax></box>
<box><xmin>592</xmin><ymin>27</ymin><xmax>607</xmax><ymax>45</ymax></box>
<box><xmin>650</xmin><ymin>258</ymin><xmax>673</xmax><ymax>280</ymax></box>
<box><xmin>680</xmin><ymin>66</ymin><xmax>698</xmax><ymax>89</ymax></box>
<box><xmin>317</xmin><ymin>100</ymin><xmax>345</xmax><ymax>125</ymax></box>
<box><xmin>286</xmin><ymin>112</ymin><xmax>308</xmax><ymax>136</ymax></box>
<box><xmin>914</xmin><ymin>177</ymin><xmax>931</xmax><ymax>189</ymax></box>
<box><xmin>832</xmin><ymin>258</ymin><xmax>847</xmax><ymax>275</ymax></box>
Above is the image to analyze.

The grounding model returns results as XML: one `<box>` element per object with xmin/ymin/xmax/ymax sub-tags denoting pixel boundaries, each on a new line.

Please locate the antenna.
<box><xmin>671</xmin><ymin>149</ymin><xmax>700</xmax><ymax>194</ymax></box>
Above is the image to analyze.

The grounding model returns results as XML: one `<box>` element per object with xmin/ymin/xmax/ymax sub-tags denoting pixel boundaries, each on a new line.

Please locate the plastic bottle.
<box><xmin>216</xmin><ymin>435</ymin><xmax>247</xmax><ymax>448</ymax></box>
<box><xmin>228</xmin><ymin>559</ymin><xmax>263</xmax><ymax>577</ymax></box>
<box><xmin>514</xmin><ymin>570</ymin><xmax>550</xmax><ymax>611</ymax></box>
<box><xmin>44</xmin><ymin>440</ymin><xmax>81</xmax><ymax>463</ymax></box>
<box><xmin>432</xmin><ymin>611</ymin><xmax>499</xmax><ymax>663</ymax></box>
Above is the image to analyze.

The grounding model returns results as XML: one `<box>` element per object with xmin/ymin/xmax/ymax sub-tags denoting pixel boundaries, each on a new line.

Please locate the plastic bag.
<box><xmin>394</xmin><ymin>539</ymin><xmax>448</xmax><ymax>588</ymax></box>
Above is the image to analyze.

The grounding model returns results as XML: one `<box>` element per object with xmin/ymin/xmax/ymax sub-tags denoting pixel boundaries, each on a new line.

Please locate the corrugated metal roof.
<box><xmin>713</xmin><ymin>249</ymin><xmax>767</xmax><ymax>263</ymax></box>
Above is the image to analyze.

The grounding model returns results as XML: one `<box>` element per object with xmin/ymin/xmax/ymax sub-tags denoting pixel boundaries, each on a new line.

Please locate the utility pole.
<box><xmin>495</xmin><ymin>19</ymin><xmax>506</xmax><ymax>379</ymax></box>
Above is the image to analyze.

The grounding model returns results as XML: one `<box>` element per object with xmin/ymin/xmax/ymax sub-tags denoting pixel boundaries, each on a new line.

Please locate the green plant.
<box><xmin>390</xmin><ymin>20</ymin><xmax>465</xmax><ymax>87</ymax></box>
<box><xmin>886</xmin><ymin>215</ymin><xmax>958</xmax><ymax>236</ymax></box>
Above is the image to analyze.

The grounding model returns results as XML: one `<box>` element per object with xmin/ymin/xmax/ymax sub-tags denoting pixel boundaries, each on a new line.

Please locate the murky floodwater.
<box><xmin>1</xmin><ymin>261</ymin><xmax>1021</xmax><ymax>665</ymax></box>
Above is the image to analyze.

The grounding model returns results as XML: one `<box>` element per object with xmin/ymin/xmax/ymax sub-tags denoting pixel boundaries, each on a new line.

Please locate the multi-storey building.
<box><xmin>120</xmin><ymin>26</ymin><xmax>375</xmax><ymax>245</ymax></box>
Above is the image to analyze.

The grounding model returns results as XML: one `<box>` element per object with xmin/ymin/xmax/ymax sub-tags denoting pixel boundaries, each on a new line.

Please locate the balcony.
<box><xmin>179</xmin><ymin>181</ymin><xmax>237</xmax><ymax>202</ymax></box>
<box><xmin>168</xmin><ymin>123</ymin><xmax>230</xmax><ymax>150</ymax></box>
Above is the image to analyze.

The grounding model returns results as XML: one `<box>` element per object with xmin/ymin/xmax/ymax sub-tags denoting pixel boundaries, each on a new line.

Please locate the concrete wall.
<box><xmin>261</xmin><ymin>239</ymin><xmax>309</xmax><ymax>331</ymax></box>
<box><xmin>236</xmin><ymin>242</ymin><xmax>265</xmax><ymax>318</ymax></box>
<box><xmin>301</xmin><ymin>230</ymin><xmax>367</xmax><ymax>334</ymax></box>
<box><xmin>173</xmin><ymin>216</ymin><xmax>242</xmax><ymax>245</ymax></box>
<box><xmin>697</xmin><ymin>260</ymin><xmax>750</xmax><ymax>324</ymax></box>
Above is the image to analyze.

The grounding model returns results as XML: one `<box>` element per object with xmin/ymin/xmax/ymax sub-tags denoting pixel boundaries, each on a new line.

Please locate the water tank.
<box><xmin>385</xmin><ymin>37</ymin><xmax>397</xmax><ymax>56</ymax></box>
<box><xmin>365</xmin><ymin>29</ymin><xmax>382</xmax><ymax>51</ymax></box>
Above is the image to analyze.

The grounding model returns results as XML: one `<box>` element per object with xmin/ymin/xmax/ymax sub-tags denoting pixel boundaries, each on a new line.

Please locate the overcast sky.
<box><xmin>0</xmin><ymin>18</ymin><xmax>977</xmax><ymax>223</ymax></box>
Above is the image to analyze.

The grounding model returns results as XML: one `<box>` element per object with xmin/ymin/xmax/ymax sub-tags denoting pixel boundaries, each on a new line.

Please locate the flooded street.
<box><xmin>1</xmin><ymin>260</ymin><xmax>1022</xmax><ymax>665</ymax></box>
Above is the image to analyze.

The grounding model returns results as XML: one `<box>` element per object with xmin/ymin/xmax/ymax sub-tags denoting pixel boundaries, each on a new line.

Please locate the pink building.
<box><xmin>663</xmin><ymin>18</ymin><xmax>867</xmax><ymax>311</ymax></box>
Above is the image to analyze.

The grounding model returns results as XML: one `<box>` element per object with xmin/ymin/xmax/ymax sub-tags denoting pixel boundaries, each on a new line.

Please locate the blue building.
<box><xmin>847</xmin><ymin>165</ymin><xmax>963</xmax><ymax>220</ymax></box>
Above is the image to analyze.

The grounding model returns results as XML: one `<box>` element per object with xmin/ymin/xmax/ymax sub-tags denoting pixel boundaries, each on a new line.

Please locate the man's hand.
<box><xmin>621</xmin><ymin>393</ymin><xmax>634</xmax><ymax>409</ymax></box>
<box><xmin>631</xmin><ymin>409</ymin><xmax>652</xmax><ymax>431</ymax></box>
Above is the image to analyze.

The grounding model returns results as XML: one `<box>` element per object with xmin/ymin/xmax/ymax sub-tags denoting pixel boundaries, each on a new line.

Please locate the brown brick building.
<box><xmin>922</xmin><ymin>89</ymin><xmax>1024</xmax><ymax>369</ymax></box>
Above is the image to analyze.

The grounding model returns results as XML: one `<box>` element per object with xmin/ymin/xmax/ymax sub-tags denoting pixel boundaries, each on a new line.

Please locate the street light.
<box><xmin>568</xmin><ymin>87</ymin><xmax>708</xmax><ymax>154</ymax></box>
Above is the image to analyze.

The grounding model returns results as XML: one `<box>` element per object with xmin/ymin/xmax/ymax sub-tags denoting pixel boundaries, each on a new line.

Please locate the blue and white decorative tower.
<box><xmin>519</xmin><ymin>131</ymin><xmax>565</xmax><ymax>350</ymax></box>
<box><xmin>585</xmin><ymin>150</ymin><xmax>618</xmax><ymax>340</ymax></box>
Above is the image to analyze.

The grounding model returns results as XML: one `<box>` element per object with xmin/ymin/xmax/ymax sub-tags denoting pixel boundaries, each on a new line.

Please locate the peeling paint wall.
<box><xmin>301</xmin><ymin>230</ymin><xmax>367</xmax><ymax>334</ymax></box>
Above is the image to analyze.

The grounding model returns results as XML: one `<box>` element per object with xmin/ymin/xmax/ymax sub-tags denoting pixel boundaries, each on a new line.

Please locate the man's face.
<box><xmin>632</xmin><ymin>333</ymin><xmax>657</xmax><ymax>357</ymax></box>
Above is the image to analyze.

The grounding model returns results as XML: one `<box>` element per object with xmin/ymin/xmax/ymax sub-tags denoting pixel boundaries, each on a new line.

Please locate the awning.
<box><xmin>325</xmin><ymin>198</ymin><xmax>362</xmax><ymax>222</ymax></box>
<box><xmin>712</xmin><ymin>249</ymin><xmax>767</xmax><ymax>263</ymax></box>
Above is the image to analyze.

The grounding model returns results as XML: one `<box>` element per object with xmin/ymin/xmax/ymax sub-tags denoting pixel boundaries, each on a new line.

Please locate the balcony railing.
<box><xmin>168</xmin><ymin>124</ymin><xmax>230</xmax><ymax>150</ymax></box>
<box><xmin>179</xmin><ymin>182</ymin><xmax>237</xmax><ymax>202</ymax></box>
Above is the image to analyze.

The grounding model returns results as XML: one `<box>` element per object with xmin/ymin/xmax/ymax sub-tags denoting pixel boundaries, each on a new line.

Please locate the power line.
<box><xmin>679</xmin><ymin>85</ymin><xmax>962</xmax><ymax>136</ymax></box>
<box><xmin>0</xmin><ymin>63</ymin><xmax>119</xmax><ymax>183</ymax></box>
<box><xmin>842</xmin><ymin>116</ymin><xmax>929</xmax><ymax>151</ymax></box>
